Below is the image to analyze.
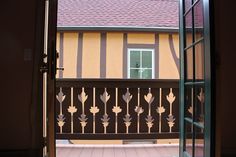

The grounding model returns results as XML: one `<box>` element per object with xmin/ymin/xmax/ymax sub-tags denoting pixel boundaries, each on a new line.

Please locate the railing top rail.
<box><xmin>56</xmin><ymin>79</ymin><xmax>179</xmax><ymax>88</ymax></box>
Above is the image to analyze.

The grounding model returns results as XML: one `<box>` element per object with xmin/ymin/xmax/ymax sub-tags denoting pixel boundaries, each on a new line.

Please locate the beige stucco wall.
<box><xmin>63</xmin><ymin>33</ymin><xmax>78</xmax><ymax>78</ymax></box>
<box><xmin>106</xmin><ymin>33</ymin><xmax>123</xmax><ymax>78</ymax></box>
<box><xmin>82</xmin><ymin>33</ymin><xmax>101</xmax><ymax>78</ymax></box>
<box><xmin>159</xmin><ymin>33</ymin><xmax>179</xmax><ymax>79</ymax></box>
<box><xmin>128</xmin><ymin>33</ymin><xmax>155</xmax><ymax>44</ymax></box>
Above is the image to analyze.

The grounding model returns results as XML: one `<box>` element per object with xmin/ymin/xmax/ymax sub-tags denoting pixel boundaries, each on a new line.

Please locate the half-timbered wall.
<box><xmin>56</xmin><ymin>32</ymin><xmax>180</xmax><ymax>79</ymax></box>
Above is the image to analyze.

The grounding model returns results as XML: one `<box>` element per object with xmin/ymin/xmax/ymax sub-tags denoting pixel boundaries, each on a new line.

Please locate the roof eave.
<box><xmin>57</xmin><ymin>26</ymin><xmax>179</xmax><ymax>32</ymax></box>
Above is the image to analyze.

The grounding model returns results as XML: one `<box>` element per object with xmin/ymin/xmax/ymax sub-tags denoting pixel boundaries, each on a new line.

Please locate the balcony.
<box><xmin>55</xmin><ymin>79</ymin><xmax>179</xmax><ymax>141</ymax></box>
<box><xmin>55</xmin><ymin>79</ymin><xmax>179</xmax><ymax>157</ymax></box>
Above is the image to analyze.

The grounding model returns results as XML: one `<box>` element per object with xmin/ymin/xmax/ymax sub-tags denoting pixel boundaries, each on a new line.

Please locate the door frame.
<box><xmin>179</xmin><ymin>0</ymin><xmax>215</xmax><ymax>157</ymax></box>
<box><xmin>45</xmin><ymin>0</ymin><xmax>58</xmax><ymax>157</ymax></box>
<box><xmin>46</xmin><ymin>0</ymin><xmax>216</xmax><ymax>156</ymax></box>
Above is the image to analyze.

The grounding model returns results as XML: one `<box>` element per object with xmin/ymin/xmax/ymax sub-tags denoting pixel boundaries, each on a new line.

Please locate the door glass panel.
<box><xmin>185</xmin><ymin>0</ymin><xmax>192</xmax><ymax>13</ymax></box>
<box><xmin>195</xmin><ymin>86</ymin><xmax>205</xmax><ymax>126</ymax></box>
<box><xmin>194</xmin><ymin>0</ymin><xmax>204</xmax><ymax>41</ymax></box>
<box><xmin>130</xmin><ymin>51</ymin><xmax>141</xmax><ymax>68</ymax></box>
<box><xmin>185</xmin><ymin>86</ymin><xmax>194</xmax><ymax>119</ymax></box>
<box><xmin>186</xmin><ymin>48</ymin><xmax>193</xmax><ymax>81</ymax></box>
<box><xmin>195</xmin><ymin>127</ymin><xmax>204</xmax><ymax>157</ymax></box>
<box><xmin>185</xmin><ymin>121</ymin><xmax>193</xmax><ymax>156</ymax></box>
<box><xmin>142</xmin><ymin>51</ymin><xmax>152</xmax><ymax>68</ymax></box>
<box><xmin>195</xmin><ymin>42</ymin><xmax>205</xmax><ymax>80</ymax></box>
<box><xmin>185</xmin><ymin>11</ymin><xmax>193</xmax><ymax>46</ymax></box>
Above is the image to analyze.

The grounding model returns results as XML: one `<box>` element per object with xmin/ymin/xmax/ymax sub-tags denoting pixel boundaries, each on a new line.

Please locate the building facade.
<box><xmin>56</xmin><ymin>31</ymin><xmax>180</xmax><ymax>79</ymax></box>
<box><xmin>56</xmin><ymin>0</ymin><xmax>183</xmax><ymax>79</ymax></box>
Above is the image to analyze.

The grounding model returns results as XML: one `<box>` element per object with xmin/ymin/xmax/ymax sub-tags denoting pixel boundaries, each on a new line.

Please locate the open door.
<box><xmin>0</xmin><ymin>0</ymin><xmax>58</xmax><ymax>156</ymax></box>
<box><xmin>179</xmin><ymin>0</ymin><xmax>214</xmax><ymax>157</ymax></box>
<box><xmin>42</xmin><ymin>0</ymin><xmax>58</xmax><ymax>157</ymax></box>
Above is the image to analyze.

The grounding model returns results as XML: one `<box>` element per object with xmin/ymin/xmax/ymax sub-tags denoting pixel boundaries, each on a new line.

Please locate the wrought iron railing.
<box><xmin>55</xmin><ymin>79</ymin><xmax>179</xmax><ymax>139</ymax></box>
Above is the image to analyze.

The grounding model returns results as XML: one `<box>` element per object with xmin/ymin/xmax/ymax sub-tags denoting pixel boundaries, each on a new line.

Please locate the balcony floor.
<box><xmin>56</xmin><ymin>144</ymin><xmax>179</xmax><ymax>157</ymax></box>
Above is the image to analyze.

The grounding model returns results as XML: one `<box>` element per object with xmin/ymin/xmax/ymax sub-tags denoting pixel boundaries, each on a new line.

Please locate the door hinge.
<box><xmin>43</xmin><ymin>137</ymin><xmax>47</xmax><ymax>147</ymax></box>
<box><xmin>42</xmin><ymin>53</ymin><xmax>47</xmax><ymax>59</ymax></box>
<box><xmin>40</xmin><ymin>53</ymin><xmax>48</xmax><ymax>73</ymax></box>
<box><xmin>40</xmin><ymin>62</ymin><xmax>48</xmax><ymax>73</ymax></box>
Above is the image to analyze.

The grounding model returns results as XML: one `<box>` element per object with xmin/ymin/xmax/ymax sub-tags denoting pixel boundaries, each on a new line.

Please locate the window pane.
<box><xmin>185</xmin><ymin>86</ymin><xmax>194</xmax><ymax>119</ymax></box>
<box><xmin>185</xmin><ymin>121</ymin><xmax>193</xmax><ymax>157</ymax></box>
<box><xmin>185</xmin><ymin>0</ymin><xmax>192</xmax><ymax>13</ymax></box>
<box><xmin>185</xmin><ymin>10</ymin><xmax>193</xmax><ymax>47</ymax></box>
<box><xmin>186</xmin><ymin>47</ymin><xmax>193</xmax><ymax>81</ymax></box>
<box><xmin>195</xmin><ymin>85</ymin><xmax>205</xmax><ymax>126</ymax></box>
<box><xmin>141</xmin><ymin>69</ymin><xmax>152</xmax><ymax>79</ymax></box>
<box><xmin>194</xmin><ymin>0</ymin><xmax>204</xmax><ymax>41</ymax></box>
<box><xmin>194</xmin><ymin>127</ymin><xmax>204</xmax><ymax>157</ymax></box>
<box><xmin>130</xmin><ymin>51</ymin><xmax>141</xmax><ymax>68</ymax></box>
<box><xmin>195</xmin><ymin>41</ymin><xmax>204</xmax><ymax>80</ymax></box>
<box><xmin>130</xmin><ymin>69</ymin><xmax>140</xmax><ymax>79</ymax></box>
<box><xmin>142</xmin><ymin>51</ymin><xmax>152</xmax><ymax>68</ymax></box>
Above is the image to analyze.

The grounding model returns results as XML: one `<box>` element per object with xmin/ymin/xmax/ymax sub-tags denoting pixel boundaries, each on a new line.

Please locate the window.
<box><xmin>128</xmin><ymin>49</ymin><xmax>155</xmax><ymax>79</ymax></box>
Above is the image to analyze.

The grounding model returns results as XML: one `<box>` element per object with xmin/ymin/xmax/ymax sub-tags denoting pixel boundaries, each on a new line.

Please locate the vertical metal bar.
<box><xmin>126</xmin><ymin>88</ymin><xmax>129</xmax><ymax>115</ymax></box>
<box><xmin>115</xmin><ymin>88</ymin><xmax>118</xmax><ymax>134</ymax></box>
<box><xmin>93</xmin><ymin>87</ymin><xmax>96</xmax><ymax>134</ymax></box>
<box><xmin>82</xmin><ymin>87</ymin><xmax>85</xmax><ymax>114</ymax></box>
<box><xmin>137</xmin><ymin>88</ymin><xmax>140</xmax><ymax>133</ymax></box>
<box><xmin>170</xmin><ymin>88</ymin><xmax>173</xmax><ymax>116</ymax></box>
<box><xmin>59</xmin><ymin>87</ymin><xmax>63</xmax><ymax>116</ymax></box>
<box><xmin>191</xmin><ymin>87</ymin><xmax>194</xmax><ymax>132</ymax></box>
<box><xmin>159</xmin><ymin>88</ymin><xmax>162</xmax><ymax>133</ymax></box>
<box><xmin>104</xmin><ymin>88</ymin><xmax>107</xmax><ymax>115</ymax></box>
<box><xmin>148</xmin><ymin>88</ymin><xmax>152</xmax><ymax>134</ymax></box>
<box><xmin>203</xmin><ymin>0</ymin><xmax>213</xmax><ymax>156</ymax></box>
<box><xmin>43</xmin><ymin>0</ymin><xmax>49</xmax><ymax>156</ymax></box>
<box><xmin>180</xmin><ymin>0</ymin><xmax>186</xmax><ymax>156</ymax></box>
<box><xmin>148</xmin><ymin>88</ymin><xmax>151</xmax><ymax>116</ymax></box>
<box><xmin>191</xmin><ymin>1</ymin><xmax>197</xmax><ymax>156</ymax></box>
<box><xmin>59</xmin><ymin>33</ymin><xmax>64</xmax><ymax>78</ymax></box>
<box><xmin>71</xmin><ymin>87</ymin><xmax>73</xmax><ymax>134</ymax></box>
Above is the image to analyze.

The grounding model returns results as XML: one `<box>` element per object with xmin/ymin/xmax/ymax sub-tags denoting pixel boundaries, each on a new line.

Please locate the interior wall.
<box><xmin>214</xmin><ymin>0</ymin><xmax>236</xmax><ymax>156</ymax></box>
<box><xmin>0</xmin><ymin>0</ymin><xmax>44</xmax><ymax>156</ymax></box>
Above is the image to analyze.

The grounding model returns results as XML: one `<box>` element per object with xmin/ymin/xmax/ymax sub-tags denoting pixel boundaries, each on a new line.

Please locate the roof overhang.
<box><xmin>57</xmin><ymin>26</ymin><xmax>179</xmax><ymax>33</ymax></box>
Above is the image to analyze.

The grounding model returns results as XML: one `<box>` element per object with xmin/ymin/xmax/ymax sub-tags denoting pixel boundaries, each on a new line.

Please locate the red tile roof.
<box><xmin>57</xmin><ymin>0</ymin><xmax>179</xmax><ymax>28</ymax></box>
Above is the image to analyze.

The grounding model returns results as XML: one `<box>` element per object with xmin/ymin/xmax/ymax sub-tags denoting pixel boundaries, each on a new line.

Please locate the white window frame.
<box><xmin>127</xmin><ymin>48</ymin><xmax>155</xmax><ymax>79</ymax></box>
